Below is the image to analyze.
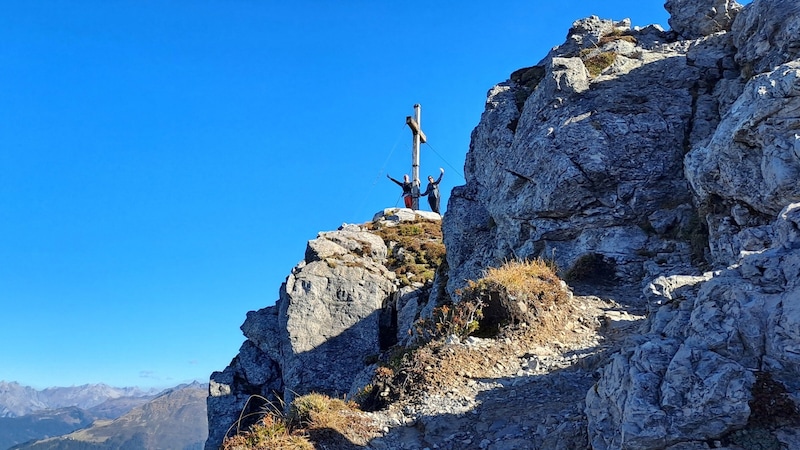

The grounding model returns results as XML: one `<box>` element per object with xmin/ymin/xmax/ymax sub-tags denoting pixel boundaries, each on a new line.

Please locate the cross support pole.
<box><xmin>406</xmin><ymin>104</ymin><xmax>426</xmax><ymax>210</ymax></box>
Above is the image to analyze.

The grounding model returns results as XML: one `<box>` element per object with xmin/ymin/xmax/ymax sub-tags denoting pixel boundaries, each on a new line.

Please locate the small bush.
<box><xmin>413</xmin><ymin>299</ymin><xmax>484</xmax><ymax>343</ymax></box>
<box><xmin>678</xmin><ymin>209</ymin><xmax>710</xmax><ymax>268</ymax></box>
<box><xmin>719</xmin><ymin>372</ymin><xmax>798</xmax><ymax>450</ymax></box>
<box><xmin>509</xmin><ymin>65</ymin><xmax>546</xmax><ymax>112</ymax></box>
<box><xmin>748</xmin><ymin>371</ymin><xmax>799</xmax><ymax>427</ymax></box>
<box><xmin>355</xmin><ymin>366</ymin><xmax>398</xmax><ymax>411</ymax></box>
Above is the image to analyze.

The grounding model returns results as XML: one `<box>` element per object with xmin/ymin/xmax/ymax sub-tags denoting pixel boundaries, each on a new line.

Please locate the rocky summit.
<box><xmin>206</xmin><ymin>0</ymin><xmax>800</xmax><ymax>448</ymax></box>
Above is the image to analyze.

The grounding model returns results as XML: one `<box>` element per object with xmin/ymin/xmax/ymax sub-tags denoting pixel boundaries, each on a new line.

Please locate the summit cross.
<box><xmin>405</xmin><ymin>104</ymin><xmax>427</xmax><ymax>210</ymax></box>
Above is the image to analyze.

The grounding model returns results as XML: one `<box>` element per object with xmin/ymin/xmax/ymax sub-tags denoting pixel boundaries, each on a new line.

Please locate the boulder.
<box><xmin>665</xmin><ymin>0</ymin><xmax>743</xmax><ymax>40</ymax></box>
<box><xmin>205</xmin><ymin>223</ymin><xmax>399</xmax><ymax>449</ymax></box>
<box><xmin>732</xmin><ymin>0</ymin><xmax>800</xmax><ymax>75</ymax></box>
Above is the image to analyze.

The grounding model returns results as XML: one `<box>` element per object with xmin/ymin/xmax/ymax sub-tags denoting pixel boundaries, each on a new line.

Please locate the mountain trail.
<box><xmin>362</xmin><ymin>283</ymin><xmax>647</xmax><ymax>450</ymax></box>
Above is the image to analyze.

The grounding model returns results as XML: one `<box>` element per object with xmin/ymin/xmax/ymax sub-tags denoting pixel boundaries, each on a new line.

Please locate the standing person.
<box><xmin>420</xmin><ymin>167</ymin><xmax>445</xmax><ymax>214</ymax></box>
<box><xmin>387</xmin><ymin>173</ymin><xmax>415</xmax><ymax>209</ymax></box>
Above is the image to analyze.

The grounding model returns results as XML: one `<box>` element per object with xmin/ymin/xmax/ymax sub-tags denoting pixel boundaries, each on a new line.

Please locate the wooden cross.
<box><xmin>405</xmin><ymin>104</ymin><xmax>427</xmax><ymax>210</ymax></box>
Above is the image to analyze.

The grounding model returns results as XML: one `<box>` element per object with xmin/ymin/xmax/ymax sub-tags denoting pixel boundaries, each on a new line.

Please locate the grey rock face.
<box><xmin>665</xmin><ymin>0</ymin><xmax>743</xmax><ymax>40</ymax></box>
<box><xmin>444</xmin><ymin>0</ymin><xmax>800</xmax><ymax>448</ymax></box>
<box><xmin>732</xmin><ymin>0</ymin><xmax>800</xmax><ymax>75</ymax></box>
<box><xmin>279</xmin><ymin>240</ymin><xmax>396</xmax><ymax>405</ymax></box>
<box><xmin>445</xmin><ymin>16</ymin><xmax>703</xmax><ymax>297</ymax></box>
<box><xmin>206</xmin><ymin>213</ymin><xmax>447</xmax><ymax>449</ymax></box>
<box><xmin>206</xmin><ymin>223</ymin><xmax>400</xmax><ymax>449</ymax></box>
<box><xmin>685</xmin><ymin>61</ymin><xmax>800</xmax><ymax>265</ymax></box>
<box><xmin>587</xmin><ymin>204</ymin><xmax>800</xmax><ymax>449</ymax></box>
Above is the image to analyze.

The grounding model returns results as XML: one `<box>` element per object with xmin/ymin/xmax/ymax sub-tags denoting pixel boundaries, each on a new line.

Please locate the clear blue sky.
<box><xmin>0</xmin><ymin>1</ymin><xmax>675</xmax><ymax>389</ymax></box>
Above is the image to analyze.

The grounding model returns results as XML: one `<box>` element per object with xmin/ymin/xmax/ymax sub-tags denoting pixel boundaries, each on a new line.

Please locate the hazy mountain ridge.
<box><xmin>1</xmin><ymin>383</ymin><xmax>206</xmax><ymax>450</ymax></box>
<box><xmin>9</xmin><ymin>382</ymin><xmax>206</xmax><ymax>450</ymax></box>
<box><xmin>0</xmin><ymin>382</ymin><xmax>157</xmax><ymax>419</ymax></box>
<box><xmin>0</xmin><ymin>407</ymin><xmax>95</xmax><ymax>450</ymax></box>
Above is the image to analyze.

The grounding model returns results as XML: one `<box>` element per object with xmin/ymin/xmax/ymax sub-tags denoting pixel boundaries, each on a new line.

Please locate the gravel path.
<box><xmin>364</xmin><ymin>284</ymin><xmax>647</xmax><ymax>450</ymax></box>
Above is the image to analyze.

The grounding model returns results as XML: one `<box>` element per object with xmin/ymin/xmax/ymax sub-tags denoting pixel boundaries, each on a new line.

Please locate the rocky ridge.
<box><xmin>207</xmin><ymin>0</ymin><xmax>800</xmax><ymax>448</ymax></box>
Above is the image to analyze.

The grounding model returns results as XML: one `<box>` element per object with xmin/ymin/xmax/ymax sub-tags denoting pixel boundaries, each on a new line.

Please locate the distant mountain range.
<box><xmin>0</xmin><ymin>382</ymin><xmax>158</xmax><ymax>418</ymax></box>
<box><xmin>0</xmin><ymin>382</ymin><xmax>207</xmax><ymax>450</ymax></box>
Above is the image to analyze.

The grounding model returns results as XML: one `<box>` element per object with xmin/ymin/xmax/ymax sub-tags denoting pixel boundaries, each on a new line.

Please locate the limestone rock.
<box><xmin>732</xmin><ymin>0</ymin><xmax>800</xmax><ymax>75</ymax></box>
<box><xmin>206</xmin><ymin>222</ymin><xmax>401</xmax><ymax>449</ymax></box>
<box><xmin>445</xmin><ymin>13</ymin><xmax>701</xmax><ymax>297</ymax></box>
<box><xmin>372</xmin><ymin>207</ymin><xmax>442</xmax><ymax>225</ymax></box>
<box><xmin>665</xmin><ymin>0</ymin><xmax>743</xmax><ymax>40</ymax></box>
<box><xmin>587</xmin><ymin>204</ymin><xmax>800</xmax><ymax>448</ymax></box>
<box><xmin>206</xmin><ymin>213</ymin><xmax>447</xmax><ymax>449</ymax></box>
<box><xmin>279</xmin><ymin>251</ymin><xmax>396</xmax><ymax>405</ymax></box>
<box><xmin>685</xmin><ymin>61</ymin><xmax>800</xmax><ymax>265</ymax></box>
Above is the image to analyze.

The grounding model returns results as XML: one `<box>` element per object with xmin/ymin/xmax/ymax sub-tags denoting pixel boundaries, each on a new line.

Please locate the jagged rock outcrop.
<box><xmin>732</xmin><ymin>0</ymin><xmax>800</xmax><ymax>75</ymax></box>
<box><xmin>587</xmin><ymin>203</ymin><xmax>800</xmax><ymax>449</ymax></box>
<box><xmin>665</xmin><ymin>0</ymin><xmax>742</xmax><ymax>40</ymax></box>
<box><xmin>206</xmin><ymin>210</ymin><xmax>439</xmax><ymax>449</ymax></box>
<box><xmin>445</xmin><ymin>15</ymin><xmax>701</xmax><ymax>295</ymax></box>
<box><xmin>445</xmin><ymin>0</ymin><xmax>800</xmax><ymax>447</ymax></box>
<box><xmin>686</xmin><ymin>60</ymin><xmax>800</xmax><ymax>265</ymax></box>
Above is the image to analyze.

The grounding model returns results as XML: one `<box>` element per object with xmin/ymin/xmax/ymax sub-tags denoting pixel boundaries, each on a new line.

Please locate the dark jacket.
<box><xmin>420</xmin><ymin>172</ymin><xmax>443</xmax><ymax>199</ymax></box>
<box><xmin>388</xmin><ymin>176</ymin><xmax>413</xmax><ymax>195</ymax></box>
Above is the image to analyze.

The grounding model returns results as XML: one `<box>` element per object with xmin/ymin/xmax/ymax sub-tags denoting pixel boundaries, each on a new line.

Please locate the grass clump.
<box><xmin>222</xmin><ymin>393</ymin><xmax>378</xmax><ymax>450</ymax></box>
<box><xmin>598</xmin><ymin>29</ymin><xmax>637</xmax><ymax>46</ymax></box>
<box><xmin>289</xmin><ymin>393</ymin><xmax>376</xmax><ymax>445</ymax></box>
<box><xmin>367</xmin><ymin>219</ymin><xmax>445</xmax><ymax>287</ymax></box>
<box><xmin>222</xmin><ymin>416</ymin><xmax>312</xmax><ymax>450</ymax></box>
<box><xmin>221</xmin><ymin>407</ymin><xmax>313</xmax><ymax>450</ymax></box>
<box><xmin>413</xmin><ymin>298</ymin><xmax>484</xmax><ymax>342</ymax></box>
<box><xmin>582</xmin><ymin>51</ymin><xmax>617</xmax><ymax>77</ymax></box>
<box><xmin>458</xmin><ymin>259</ymin><xmax>571</xmax><ymax>336</ymax></box>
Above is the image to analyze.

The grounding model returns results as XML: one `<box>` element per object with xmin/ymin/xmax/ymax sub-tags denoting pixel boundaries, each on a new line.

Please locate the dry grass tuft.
<box><xmin>289</xmin><ymin>393</ymin><xmax>377</xmax><ymax>445</ymax></box>
<box><xmin>459</xmin><ymin>258</ymin><xmax>573</xmax><ymax>339</ymax></box>
<box><xmin>598</xmin><ymin>29</ymin><xmax>637</xmax><ymax>46</ymax></box>
<box><xmin>221</xmin><ymin>412</ymin><xmax>314</xmax><ymax>450</ymax></box>
<box><xmin>222</xmin><ymin>393</ymin><xmax>379</xmax><ymax>450</ymax></box>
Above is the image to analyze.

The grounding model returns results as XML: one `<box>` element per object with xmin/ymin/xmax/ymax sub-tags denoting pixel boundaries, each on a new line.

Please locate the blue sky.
<box><xmin>0</xmin><ymin>1</ymin><xmax>676</xmax><ymax>389</ymax></box>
